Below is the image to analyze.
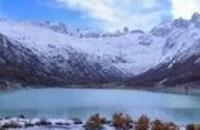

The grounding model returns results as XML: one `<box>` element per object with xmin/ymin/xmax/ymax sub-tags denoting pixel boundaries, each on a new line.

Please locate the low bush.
<box><xmin>151</xmin><ymin>119</ymin><xmax>166</xmax><ymax>130</ymax></box>
<box><xmin>186</xmin><ymin>124</ymin><xmax>194</xmax><ymax>130</ymax></box>
<box><xmin>151</xmin><ymin>120</ymin><xmax>178</xmax><ymax>130</ymax></box>
<box><xmin>166</xmin><ymin>122</ymin><xmax>179</xmax><ymax>130</ymax></box>
<box><xmin>135</xmin><ymin>115</ymin><xmax>150</xmax><ymax>130</ymax></box>
<box><xmin>186</xmin><ymin>124</ymin><xmax>200</xmax><ymax>130</ymax></box>
<box><xmin>112</xmin><ymin>113</ymin><xmax>133</xmax><ymax>130</ymax></box>
<box><xmin>84</xmin><ymin>114</ymin><xmax>104</xmax><ymax>130</ymax></box>
<box><xmin>1</xmin><ymin>122</ymin><xmax>22</xmax><ymax>129</ymax></box>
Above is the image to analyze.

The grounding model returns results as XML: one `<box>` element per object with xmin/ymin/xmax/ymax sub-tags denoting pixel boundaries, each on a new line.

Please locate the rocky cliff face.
<box><xmin>130</xmin><ymin>12</ymin><xmax>200</xmax><ymax>87</ymax></box>
<box><xmin>1</xmin><ymin>13</ymin><xmax>200</xmax><ymax>88</ymax></box>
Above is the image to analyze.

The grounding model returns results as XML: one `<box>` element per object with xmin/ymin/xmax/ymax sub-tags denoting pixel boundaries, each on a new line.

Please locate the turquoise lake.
<box><xmin>0</xmin><ymin>88</ymin><xmax>200</xmax><ymax>124</ymax></box>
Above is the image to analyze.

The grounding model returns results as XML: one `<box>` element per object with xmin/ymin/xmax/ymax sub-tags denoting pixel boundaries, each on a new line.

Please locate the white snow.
<box><xmin>0</xmin><ymin>118</ymin><xmax>115</xmax><ymax>130</ymax></box>
<box><xmin>0</xmin><ymin>117</ymin><xmax>187</xmax><ymax>130</ymax></box>
<box><xmin>0</xmin><ymin>15</ymin><xmax>200</xmax><ymax>76</ymax></box>
<box><xmin>0</xmin><ymin>19</ymin><xmax>166</xmax><ymax>75</ymax></box>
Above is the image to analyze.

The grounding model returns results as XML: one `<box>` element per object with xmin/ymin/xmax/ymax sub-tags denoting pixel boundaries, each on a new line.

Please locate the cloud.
<box><xmin>170</xmin><ymin>0</ymin><xmax>200</xmax><ymax>19</ymax></box>
<box><xmin>55</xmin><ymin>0</ymin><xmax>171</xmax><ymax>31</ymax></box>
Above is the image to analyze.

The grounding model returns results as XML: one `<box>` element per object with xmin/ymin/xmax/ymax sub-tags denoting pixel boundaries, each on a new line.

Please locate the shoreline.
<box><xmin>1</xmin><ymin>83</ymin><xmax>200</xmax><ymax>97</ymax></box>
<box><xmin>0</xmin><ymin>117</ymin><xmax>85</xmax><ymax>130</ymax></box>
<box><xmin>0</xmin><ymin>115</ymin><xmax>187</xmax><ymax>130</ymax></box>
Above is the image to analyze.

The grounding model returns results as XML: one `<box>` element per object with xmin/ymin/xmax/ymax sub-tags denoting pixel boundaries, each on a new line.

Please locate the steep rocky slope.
<box><xmin>130</xmin><ymin>12</ymin><xmax>200</xmax><ymax>87</ymax></box>
<box><xmin>1</xmin><ymin>13</ymin><xmax>200</xmax><ymax>88</ymax></box>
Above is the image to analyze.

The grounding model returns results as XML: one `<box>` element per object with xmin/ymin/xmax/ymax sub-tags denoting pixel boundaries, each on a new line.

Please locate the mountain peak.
<box><xmin>191</xmin><ymin>12</ymin><xmax>200</xmax><ymax>28</ymax></box>
<box><xmin>191</xmin><ymin>12</ymin><xmax>200</xmax><ymax>22</ymax></box>
<box><xmin>172</xmin><ymin>18</ymin><xmax>190</xmax><ymax>28</ymax></box>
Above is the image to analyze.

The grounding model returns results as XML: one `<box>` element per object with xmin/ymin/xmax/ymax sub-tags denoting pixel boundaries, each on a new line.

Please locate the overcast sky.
<box><xmin>1</xmin><ymin>0</ymin><xmax>200</xmax><ymax>31</ymax></box>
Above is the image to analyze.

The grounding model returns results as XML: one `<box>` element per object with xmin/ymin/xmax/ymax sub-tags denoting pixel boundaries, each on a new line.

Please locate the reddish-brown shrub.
<box><xmin>84</xmin><ymin>114</ymin><xmax>104</xmax><ymax>130</ymax></box>
<box><xmin>151</xmin><ymin>120</ymin><xmax>179</xmax><ymax>130</ymax></box>
<box><xmin>135</xmin><ymin>115</ymin><xmax>150</xmax><ymax>130</ymax></box>
<box><xmin>112</xmin><ymin>113</ymin><xmax>133</xmax><ymax>130</ymax></box>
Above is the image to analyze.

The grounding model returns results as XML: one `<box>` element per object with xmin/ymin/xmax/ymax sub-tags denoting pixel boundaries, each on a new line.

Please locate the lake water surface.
<box><xmin>0</xmin><ymin>88</ymin><xmax>200</xmax><ymax>124</ymax></box>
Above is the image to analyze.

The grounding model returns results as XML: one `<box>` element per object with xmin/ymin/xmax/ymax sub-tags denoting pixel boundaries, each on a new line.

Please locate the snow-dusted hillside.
<box><xmin>0</xmin><ymin>12</ymin><xmax>200</xmax><ymax>87</ymax></box>
<box><xmin>131</xmin><ymin>12</ymin><xmax>200</xmax><ymax>86</ymax></box>
<box><xmin>0</xmin><ymin>19</ymin><xmax>165</xmax><ymax>74</ymax></box>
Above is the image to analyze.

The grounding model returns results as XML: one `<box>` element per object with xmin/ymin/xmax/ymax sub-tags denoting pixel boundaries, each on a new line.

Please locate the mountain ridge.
<box><xmin>0</xmin><ymin>12</ymin><xmax>200</xmax><ymax>89</ymax></box>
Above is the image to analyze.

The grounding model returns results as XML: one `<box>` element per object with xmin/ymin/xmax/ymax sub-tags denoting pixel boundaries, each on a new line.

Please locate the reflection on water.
<box><xmin>0</xmin><ymin>88</ymin><xmax>200</xmax><ymax>124</ymax></box>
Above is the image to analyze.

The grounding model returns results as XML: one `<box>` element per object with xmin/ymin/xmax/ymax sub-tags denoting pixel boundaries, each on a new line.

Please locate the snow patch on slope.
<box><xmin>0</xmin><ymin>19</ymin><xmax>166</xmax><ymax>75</ymax></box>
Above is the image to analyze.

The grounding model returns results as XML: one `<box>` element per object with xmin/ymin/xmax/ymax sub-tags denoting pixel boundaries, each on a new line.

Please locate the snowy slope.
<box><xmin>131</xmin><ymin>12</ymin><xmax>200</xmax><ymax>86</ymax></box>
<box><xmin>0</xmin><ymin>19</ymin><xmax>165</xmax><ymax>83</ymax></box>
<box><xmin>0</xmin><ymin>13</ymin><xmax>200</xmax><ymax>87</ymax></box>
<box><xmin>0</xmin><ymin>19</ymin><xmax>166</xmax><ymax>76</ymax></box>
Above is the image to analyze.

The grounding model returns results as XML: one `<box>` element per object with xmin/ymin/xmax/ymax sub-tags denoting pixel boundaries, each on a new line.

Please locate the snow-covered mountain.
<box><xmin>130</xmin><ymin>12</ymin><xmax>200</xmax><ymax>86</ymax></box>
<box><xmin>0</xmin><ymin>13</ymin><xmax>200</xmax><ymax>88</ymax></box>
